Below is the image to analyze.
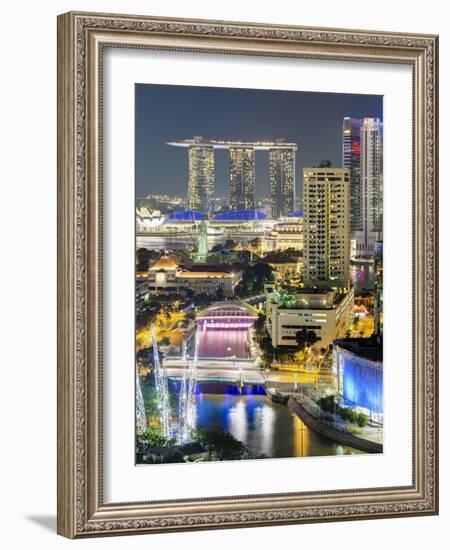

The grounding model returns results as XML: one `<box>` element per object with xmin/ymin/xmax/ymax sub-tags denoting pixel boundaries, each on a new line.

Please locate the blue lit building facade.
<box><xmin>333</xmin><ymin>338</ymin><xmax>383</xmax><ymax>422</ymax></box>
<box><xmin>212</xmin><ymin>209</ymin><xmax>268</xmax><ymax>223</ymax></box>
<box><xmin>167</xmin><ymin>210</ymin><xmax>205</xmax><ymax>223</ymax></box>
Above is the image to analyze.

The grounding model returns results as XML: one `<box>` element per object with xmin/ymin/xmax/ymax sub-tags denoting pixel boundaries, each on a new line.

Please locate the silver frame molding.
<box><xmin>57</xmin><ymin>11</ymin><xmax>439</xmax><ymax>538</ymax></box>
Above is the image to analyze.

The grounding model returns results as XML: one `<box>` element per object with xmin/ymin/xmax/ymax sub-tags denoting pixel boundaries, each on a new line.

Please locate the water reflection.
<box><xmin>166</xmin><ymin>382</ymin><xmax>363</xmax><ymax>459</ymax></box>
<box><xmin>197</xmin><ymin>328</ymin><xmax>249</xmax><ymax>358</ymax></box>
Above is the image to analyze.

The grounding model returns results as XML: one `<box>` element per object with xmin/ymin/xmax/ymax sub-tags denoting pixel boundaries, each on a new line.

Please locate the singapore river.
<box><xmin>194</xmin><ymin>384</ymin><xmax>362</xmax><ymax>459</ymax></box>
<box><xmin>197</xmin><ymin>328</ymin><xmax>250</xmax><ymax>358</ymax></box>
<box><xmin>158</xmin><ymin>380</ymin><xmax>362</xmax><ymax>459</ymax></box>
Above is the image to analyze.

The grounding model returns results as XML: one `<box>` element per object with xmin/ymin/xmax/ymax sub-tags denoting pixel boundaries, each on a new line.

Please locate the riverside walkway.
<box><xmin>288</xmin><ymin>394</ymin><xmax>383</xmax><ymax>453</ymax></box>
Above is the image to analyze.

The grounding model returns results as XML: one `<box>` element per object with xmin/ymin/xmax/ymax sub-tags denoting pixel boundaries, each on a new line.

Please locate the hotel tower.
<box><xmin>186</xmin><ymin>140</ymin><xmax>215</xmax><ymax>213</ymax></box>
<box><xmin>269</xmin><ymin>147</ymin><xmax>296</xmax><ymax>218</ymax></box>
<box><xmin>229</xmin><ymin>147</ymin><xmax>255</xmax><ymax>210</ymax></box>
<box><xmin>168</xmin><ymin>137</ymin><xmax>297</xmax><ymax>217</ymax></box>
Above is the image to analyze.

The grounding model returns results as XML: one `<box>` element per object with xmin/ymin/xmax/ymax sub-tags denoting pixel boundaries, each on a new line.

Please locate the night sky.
<box><xmin>135</xmin><ymin>84</ymin><xmax>382</xmax><ymax>202</ymax></box>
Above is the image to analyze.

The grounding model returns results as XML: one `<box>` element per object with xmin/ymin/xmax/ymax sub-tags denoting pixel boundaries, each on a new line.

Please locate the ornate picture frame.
<box><xmin>57</xmin><ymin>11</ymin><xmax>438</xmax><ymax>538</ymax></box>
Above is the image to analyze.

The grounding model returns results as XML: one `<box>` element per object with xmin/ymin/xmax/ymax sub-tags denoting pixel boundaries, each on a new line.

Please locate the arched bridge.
<box><xmin>197</xmin><ymin>301</ymin><xmax>258</xmax><ymax>329</ymax></box>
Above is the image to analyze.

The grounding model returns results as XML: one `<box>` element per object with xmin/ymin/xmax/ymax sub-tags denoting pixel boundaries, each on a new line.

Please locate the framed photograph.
<box><xmin>57</xmin><ymin>11</ymin><xmax>439</xmax><ymax>538</ymax></box>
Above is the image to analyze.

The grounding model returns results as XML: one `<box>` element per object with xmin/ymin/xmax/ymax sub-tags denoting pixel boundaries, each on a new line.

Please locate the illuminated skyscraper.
<box><xmin>342</xmin><ymin>117</ymin><xmax>383</xmax><ymax>255</ymax></box>
<box><xmin>358</xmin><ymin>117</ymin><xmax>383</xmax><ymax>255</ymax></box>
<box><xmin>342</xmin><ymin>117</ymin><xmax>362</xmax><ymax>236</ymax></box>
<box><xmin>269</xmin><ymin>147</ymin><xmax>296</xmax><ymax>218</ymax></box>
<box><xmin>229</xmin><ymin>147</ymin><xmax>255</xmax><ymax>210</ymax></box>
<box><xmin>303</xmin><ymin>166</ymin><xmax>350</xmax><ymax>289</ymax></box>
<box><xmin>187</xmin><ymin>142</ymin><xmax>215</xmax><ymax>212</ymax></box>
<box><xmin>167</xmin><ymin>138</ymin><xmax>297</xmax><ymax>215</ymax></box>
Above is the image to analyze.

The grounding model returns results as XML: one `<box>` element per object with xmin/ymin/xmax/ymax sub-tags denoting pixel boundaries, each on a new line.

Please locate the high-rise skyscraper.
<box><xmin>229</xmin><ymin>147</ymin><xmax>255</xmax><ymax>210</ymax></box>
<box><xmin>342</xmin><ymin>117</ymin><xmax>362</xmax><ymax>236</ymax></box>
<box><xmin>187</xmin><ymin>142</ymin><xmax>215</xmax><ymax>213</ymax></box>
<box><xmin>269</xmin><ymin>147</ymin><xmax>296</xmax><ymax>218</ymax></box>
<box><xmin>303</xmin><ymin>166</ymin><xmax>350</xmax><ymax>289</ymax></box>
<box><xmin>342</xmin><ymin>117</ymin><xmax>383</xmax><ymax>256</ymax></box>
<box><xmin>358</xmin><ymin>117</ymin><xmax>383</xmax><ymax>255</ymax></box>
<box><xmin>168</xmin><ymin>138</ymin><xmax>297</xmax><ymax>216</ymax></box>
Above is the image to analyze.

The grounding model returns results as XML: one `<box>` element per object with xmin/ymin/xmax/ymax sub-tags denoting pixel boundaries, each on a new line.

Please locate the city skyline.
<box><xmin>135</xmin><ymin>84</ymin><xmax>384</xmax><ymax>465</ymax></box>
<box><xmin>135</xmin><ymin>84</ymin><xmax>383</xmax><ymax>201</ymax></box>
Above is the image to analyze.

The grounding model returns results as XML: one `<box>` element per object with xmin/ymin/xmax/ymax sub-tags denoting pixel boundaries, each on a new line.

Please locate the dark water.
<box><xmin>167</xmin><ymin>381</ymin><xmax>362</xmax><ymax>459</ymax></box>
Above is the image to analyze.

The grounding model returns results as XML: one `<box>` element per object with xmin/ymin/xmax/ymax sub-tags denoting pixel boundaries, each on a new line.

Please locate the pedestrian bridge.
<box><xmin>163</xmin><ymin>357</ymin><xmax>264</xmax><ymax>384</ymax></box>
<box><xmin>197</xmin><ymin>301</ymin><xmax>258</xmax><ymax>329</ymax></box>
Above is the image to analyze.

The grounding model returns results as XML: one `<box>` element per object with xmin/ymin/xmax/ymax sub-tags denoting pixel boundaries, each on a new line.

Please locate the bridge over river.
<box><xmin>165</xmin><ymin>300</ymin><xmax>262</xmax><ymax>383</ymax></box>
<box><xmin>141</xmin><ymin>301</ymin><xmax>363</xmax><ymax>459</ymax></box>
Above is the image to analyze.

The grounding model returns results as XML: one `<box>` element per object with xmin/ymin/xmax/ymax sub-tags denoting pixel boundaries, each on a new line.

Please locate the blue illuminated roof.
<box><xmin>168</xmin><ymin>210</ymin><xmax>205</xmax><ymax>222</ymax></box>
<box><xmin>212</xmin><ymin>210</ymin><xmax>268</xmax><ymax>222</ymax></box>
<box><xmin>287</xmin><ymin>211</ymin><xmax>304</xmax><ymax>218</ymax></box>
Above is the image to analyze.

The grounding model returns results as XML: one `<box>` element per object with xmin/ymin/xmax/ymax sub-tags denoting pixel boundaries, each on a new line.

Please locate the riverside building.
<box><xmin>229</xmin><ymin>147</ymin><xmax>255</xmax><ymax>210</ymax></box>
<box><xmin>333</xmin><ymin>336</ymin><xmax>383</xmax><ymax>423</ymax></box>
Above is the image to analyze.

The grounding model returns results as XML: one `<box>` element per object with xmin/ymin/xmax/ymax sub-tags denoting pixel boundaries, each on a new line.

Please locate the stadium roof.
<box><xmin>167</xmin><ymin>210</ymin><xmax>205</xmax><ymax>222</ymax></box>
<box><xmin>212</xmin><ymin>210</ymin><xmax>268</xmax><ymax>222</ymax></box>
<box><xmin>287</xmin><ymin>211</ymin><xmax>304</xmax><ymax>218</ymax></box>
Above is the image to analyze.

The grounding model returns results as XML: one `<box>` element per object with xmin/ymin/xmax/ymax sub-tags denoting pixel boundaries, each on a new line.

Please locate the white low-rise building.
<box><xmin>267</xmin><ymin>287</ymin><xmax>354</xmax><ymax>349</ymax></box>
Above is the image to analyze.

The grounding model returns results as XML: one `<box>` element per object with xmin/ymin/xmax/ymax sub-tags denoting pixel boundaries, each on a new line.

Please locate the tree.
<box><xmin>340</xmin><ymin>408</ymin><xmax>357</xmax><ymax>423</ymax></box>
<box><xmin>318</xmin><ymin>395</ymin><xmax>336</xmax><ymax>414</ymax></box>
<box><xmin>141</xmin><ymin>427</ymin><xmax>168</xmax><ymax>448</ymax></box>
<box><xmin>356</xmin><ymin>412</ymin><xmax>369</xmax><ymax>428</ymax></box>
<box><xmin>258</xmin><ymin>334</ymin><xmax>275</xmax><ymax>369</ymax></box>
<box><xmin>235</xmin><ymin>250</ymin><xmax>252</xmax><ymax>264</ymax></box>
<box><xmin>278</xmin><ymin>291</ymin><xmax>297</xmax><ymax>308</ymax></box>
<box><xmin>235</xmin><ymin>262</ymin><xmax>275</xmax><ymax>298</ymax></box>
<box><xmin>160</xmin><ymin>336</ymin><xmax>170</xmax><ymax>347</ymax></box>
<box><xmin>215</xmin><ymin>287</ymin><xmax>224</xmax><ymax>301</ymax></box>
<box><xmin>293</xmin><ymin>349</ymin><xmax>306</xmax><ymax>364</ymax></box>
<box><xmin>253</xmin><ymin>312</ymin><xmax>266</xmax><ymax>337</ymax></box>
<box><xmin>192</xmin><ymin>292</ymin><xmax>212</xmax><ymax>307</ymax></box>
<box><xmin>224</xmin><ymin>239</ymin><xmax>236</xmax><ymax>250</ymax></box>
<box><xmin>136</xmin><ymin>248</ymin><xmax>158</xmax><ymax>271</ymax></box>
<box><xmin>295</xmin><ymin>328</ymin><xmax>320</xmax><ymax>351</ymax></box>
<box><xmin>195</xmin><ymin>427</ymin><xmax>246</xmax><ymax>460</ymax></box>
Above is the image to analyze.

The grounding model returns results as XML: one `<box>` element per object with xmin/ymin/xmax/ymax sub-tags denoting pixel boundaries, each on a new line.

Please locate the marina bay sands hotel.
<box><xmin>167</xmin><ymin>137</ymin><xmax>298</xmax><ymax>218</ymax></box>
